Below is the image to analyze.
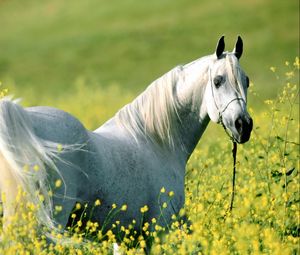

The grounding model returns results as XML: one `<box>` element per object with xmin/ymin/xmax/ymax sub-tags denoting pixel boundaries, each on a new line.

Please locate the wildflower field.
<box><xmin>0</xmin><ymin>0</ymin><xmax>298</xmax><ymax>254</ymax></box>
<box><xmin>0</xmin><ymin>56</ymin><xmax>299</xmax><ymax>254</ymax></box>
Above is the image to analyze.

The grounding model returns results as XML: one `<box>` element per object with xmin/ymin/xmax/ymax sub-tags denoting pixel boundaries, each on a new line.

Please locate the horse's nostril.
<box><xmin>235</xmin><ymin>118</ymin><xmax>243</xmax><ymax>132</ymax></box>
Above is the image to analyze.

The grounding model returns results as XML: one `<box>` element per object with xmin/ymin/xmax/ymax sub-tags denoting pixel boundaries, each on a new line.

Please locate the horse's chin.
<box><xmin>232</xmin><ymin>131</ymin><xmax>252</xmax><ymax>144</ymax></box>
<box><xmin>223</xmin><ymin>125</ymin><xmax>252</xmax><ymax>144</ymax></box>
<box><xmin>224</xmin><ymin>116</ymin><xmax>253</xmax><ymax>144</ymax></box>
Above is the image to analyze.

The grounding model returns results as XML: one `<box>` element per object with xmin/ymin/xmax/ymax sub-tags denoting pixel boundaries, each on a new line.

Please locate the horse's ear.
<box><xmin>233</xmin><ymin>36</ymin><xmax>243</xmax><ymax>59</ymax></box>
<box><xmin>215</xmin><ymin>35</ymin><xmax>225</xmax><ymax>59</ymax></box>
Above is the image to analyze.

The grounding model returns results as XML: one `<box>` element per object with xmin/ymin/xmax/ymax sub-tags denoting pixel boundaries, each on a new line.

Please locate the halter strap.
<box><xmin>209</xmin><ymin>67</ymin><xmax>240</xmax><ymax>215</ymax></box>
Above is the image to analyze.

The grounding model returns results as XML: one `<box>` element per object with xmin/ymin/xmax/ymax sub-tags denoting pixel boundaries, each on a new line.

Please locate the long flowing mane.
<box><xmin>115</xmin><ymin>54</ymin><xmax>245</xmax><ymax>148</ymax></box>
<box><xmin>116</xmin><ymin>66</ymin><xmax>183</xmax><ymax>148</ymax></box>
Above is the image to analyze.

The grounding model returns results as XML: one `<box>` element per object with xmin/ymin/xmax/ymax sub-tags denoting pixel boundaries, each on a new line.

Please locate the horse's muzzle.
<box><xmin>234</xmin><ymin>116</ymin><xmax>253</xmax><ymax>144</ymax></box>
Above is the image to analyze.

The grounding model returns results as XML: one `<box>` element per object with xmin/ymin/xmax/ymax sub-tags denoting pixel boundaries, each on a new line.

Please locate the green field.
<box><xmin>0</xmin><ymin>0</ymin><xmax>298</xmax><ymax>112</ymax></box>
<box><xmin>0</xmin><ymin>0</ymin><xmax>299</xmax><ymax>254</ymax></box>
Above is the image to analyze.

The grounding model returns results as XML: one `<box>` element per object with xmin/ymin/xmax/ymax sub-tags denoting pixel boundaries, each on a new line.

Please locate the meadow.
<box><xmin>0</xmin><ymin>0</ymin><xmax>299</xmax><ymax>254</ymax></box>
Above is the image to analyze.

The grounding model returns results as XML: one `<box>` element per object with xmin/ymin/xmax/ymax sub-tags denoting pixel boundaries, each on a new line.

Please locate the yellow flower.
<box><xmin>140</xmin><ymin>205</ymin><xmax>149</xmax><ymax>213</ymax></box>
<box><xmin>77</xmin><ymin>220</ymin><xmax>82</xmax><ymax>227</ymax></box>
<box><xmin>94</xmin><ymin>199</ymin><xmax>101</xmax><ymax>206</ymax></box>
<box><xmin>75</xmin><ymin>203</ymin><xmax>81</xmax><ymax>210</ymax></box>
<box><xmin>55</xmin><ymin>179</ymin><xmax>62</xmax><ymax>188</ymax></box>
<box><xmin>168</xmin><ymin>191</ymin><xmax>174</xmax><ymax>197</ymax></box>
<box><xmin>33</xmin><ymin>164</ymin><xmax>40</xmax><ymax>171</ymax></box>
<box><xmin>162</xmin><ymin>202</ymin><xmax>167</xmax><ymax>208</ymax></box>
<box><xmin>140</xmin><ymin>240</ymin><xmax>146</xmax><ymax>248</ymax></box>
<box><xmin>1</xmin><ymin>192</ymin><xmax>6</xmax><ymax>203</ymax></box>
<box><xmin>57</xmin><ymin>144</ymin><xmax>63</xmax><ymax>152</ymax></box>
<box><xmin>285</xmin><ymin>71</ymin><xmax>294</xmax><ymax>78</ymax></box>
<box><xmin>55</xmin><ymin>205</ymin><xmax>63</xmax><ymax>212</ymax></box>
<box><xmin>264</xmin><ymin>99</ymin><xmax>273</xmax><ymax>105</ymax></box>
<box><xmin>39</xmin><ymin>194</ymin><xmax>45</xmax><ymax>202</ymax></box>
<box><xmin>155</xmin><ymin>225</ymin><xmax>162</xmax><ymax>231</ymax></box>
<box><xmin>121</xmin><ymin>204</ymin><xmax>127</xmax><ymax>211</ymax></box>
<box><xmin>112</xmin><ymin>203</ymin><xmax>117</xmax><ymax>209</ymax></box>
<box><xmin>143</xmin><ymin>222</ymin><xmax>149</xmax><ymax>231</ymax></box>
<box><xmin>71</xmin><ymin>213</ymin><xmax>76</xmax><ymax>219</ymax></box>
<box><xmin>160</xmin><ymin>187</ymin><xmax>166</xmax><ymax>193</ymax></box>
<box><xmin>270</xmin><ymin>66</ymin><xmax>276</xmax><ymax>72</ymax></box>
<box><xmin>294</xmin><ymin>56</ymin><xmax>299</xmax><ymax>69</ymax></box>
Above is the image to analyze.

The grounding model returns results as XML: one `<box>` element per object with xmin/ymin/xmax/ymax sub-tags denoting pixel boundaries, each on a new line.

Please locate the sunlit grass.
<box><xmin>0</xmin><ymin>0</ymin><xmax>298</xmax><ymax>99</ymax></box>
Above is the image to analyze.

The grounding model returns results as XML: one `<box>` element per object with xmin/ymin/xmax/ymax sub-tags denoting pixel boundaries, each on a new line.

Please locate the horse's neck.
<box><xmin>173</xmin><ymin>57</ymin><xmax>211</xmax><ymax>161</ymax></box>
<box><xmin>175</xmin><ymin>108</ymin><xmax>210</xmax><ymax>161</ymax></box>
<box><xmin>97</xmin><ymin>57</ymin><xmax>212</xmax><ymax>163</ymax></box>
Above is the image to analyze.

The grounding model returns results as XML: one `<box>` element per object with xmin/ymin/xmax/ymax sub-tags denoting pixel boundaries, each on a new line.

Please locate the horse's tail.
<box><xmin>0</xmin><ymin>97</ymin><xmax>60</xmax><ymax>235</ymax></box>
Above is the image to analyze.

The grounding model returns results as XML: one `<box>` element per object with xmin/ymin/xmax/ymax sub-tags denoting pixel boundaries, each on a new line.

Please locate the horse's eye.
<box><xmin>213</xmin><ymin>75</ymin><xmax>224</xmax><ymax>88</ymax></box>
<box><xmin>246</xmin><ymin>76</ymin><xmax>250</xmax><ymax>88</ymax></box>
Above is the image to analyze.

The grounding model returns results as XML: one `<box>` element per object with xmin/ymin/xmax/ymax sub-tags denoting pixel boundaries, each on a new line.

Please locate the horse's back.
<box><xmin>26</xmin><ymin>106</ymin><xmax>89</xmax><ymax>145</ymax></box>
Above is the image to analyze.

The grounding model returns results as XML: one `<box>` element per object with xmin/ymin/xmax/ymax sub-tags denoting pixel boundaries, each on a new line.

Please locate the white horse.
<box><xmin>0</xmin><ymin>36</ymin><xmax>252</xmax><ymax>247</ymax></box>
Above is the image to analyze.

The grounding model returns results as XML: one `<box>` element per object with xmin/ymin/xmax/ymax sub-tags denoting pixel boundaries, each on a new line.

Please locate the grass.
<box><xmin>0</xmin><ymin>0</ymin><xmax>298</xmax><ymax>106</ymax></box>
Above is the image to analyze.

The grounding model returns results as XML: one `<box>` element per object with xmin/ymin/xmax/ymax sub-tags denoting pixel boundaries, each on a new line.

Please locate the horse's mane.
<box><xmin>116</xmin><ymin>66</ymin><xmax>182</xmax><ymax>148</ymax></box>
<box><xmin>116</xmin><ymin>54</ymin><xmax>244</xmax><ymax>148</ymax></box>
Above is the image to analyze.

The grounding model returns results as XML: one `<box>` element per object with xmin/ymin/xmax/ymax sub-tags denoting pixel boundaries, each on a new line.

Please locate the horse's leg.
<box><xmin>49</xmin><ymin>158</ymin><xmax>89</xmax><ymax>230</ymax></box>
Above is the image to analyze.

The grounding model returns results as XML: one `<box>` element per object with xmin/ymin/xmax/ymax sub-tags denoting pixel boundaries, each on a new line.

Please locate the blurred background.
<box><xmin>0</xmin><ymin>0</ymin><xmax>298</xmax><ymax>129</ymax></box>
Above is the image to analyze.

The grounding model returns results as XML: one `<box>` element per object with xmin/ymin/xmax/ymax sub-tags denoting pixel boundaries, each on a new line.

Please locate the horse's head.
<box><xmin>204</xmin><ymin>36</ymin><xmax>253</xmax><ymax>144</ymax></box>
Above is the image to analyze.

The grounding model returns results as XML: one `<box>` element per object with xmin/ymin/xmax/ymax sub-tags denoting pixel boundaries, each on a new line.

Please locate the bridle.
<box><xmin>209</xmin><ymin>66</ymin><xmax>247</xmax><ymax>214</ymax></box>
<box><xmin>209</xmin><ymin>68</ymin><xmax>246</xmax><ymax>142</ymax></box>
